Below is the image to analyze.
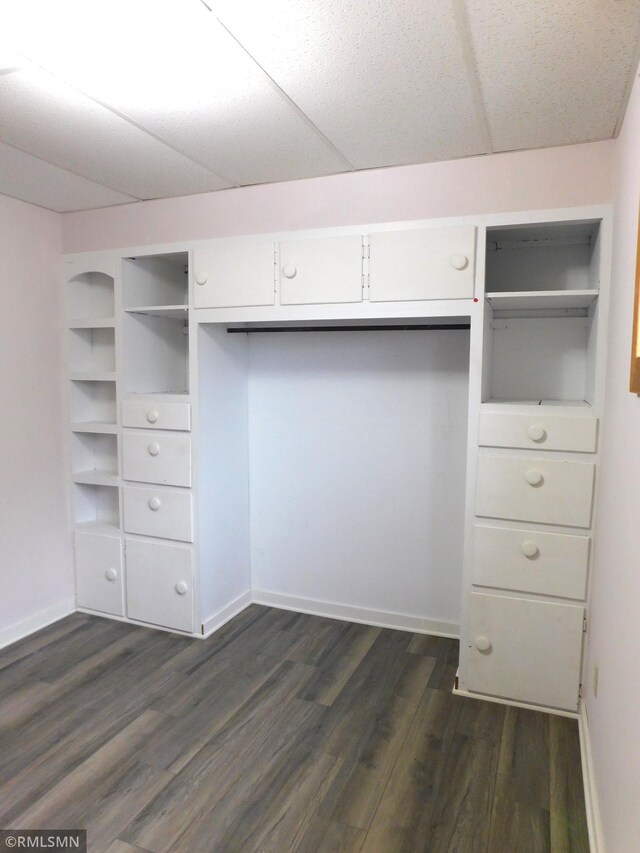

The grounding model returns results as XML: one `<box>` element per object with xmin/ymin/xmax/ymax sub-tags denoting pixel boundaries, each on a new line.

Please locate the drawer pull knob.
<box><xmin>521</xmin><ymin>540</ymin><xmax>539</xmax><ymax>559</ymax></box>
<box><xmin>146</xmin><ymin>409</ymin><xmax>159</xmax><ymax>424</ymax></box>
<box><xmin>474</xmin><ymin>635</ymin><xmax>492</xmax><ymax>653</ymax></box>
<box><xmin>148</xmin><ymin>497</ymin><xmax>161</xmax><ymax>511</ymax></box>
<box><xmin>525</xmin><ymin>469</ymin><xmax>543</xmax><ymax>486</ymax></box>
<box><xmin>195</xmin><ymin>270</ymin><xmax>208</xmax><ymax>286</ymax></box>
<box><xmin>147</xmin><ymin>443</ymin><xmax>160</xmax><ymax>456</ymax></box>
<box><xmin>527</xmin><ymin>424</ymin><xmax>547</xmax><ymax>442</ymax></box>
<box><xmin>449</xmin><ymin>254</ymin><xmax>469</xmax><ymax>271</ymax></box>
<box><xmin>105</xmin><ymin>568</ymin><xmax>118</xmax><ymax>582</ymax></box>
<box><xmin>175</xmin><ymin>582</ymin><xmax>188</xmax><ymax>596</ymax></box>
<box><xmin>282</xmin><ymin>264</ymin><xmax>297</xmax><ymax>279</ymax></box>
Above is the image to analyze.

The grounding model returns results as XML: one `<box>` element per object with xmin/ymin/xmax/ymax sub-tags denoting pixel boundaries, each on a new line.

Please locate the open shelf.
<box><xmin>69</xmin><ymin>372</ymin><xmax>117</xmax><ymax>382</ymax></box>
<box><xmin>486</xmin><ymin>290</ymin><xmax>599</xmax><ymax>311</ymax></box>
<box><xmin>68</xmin><ymin>318</ymin><xmax>115</xmax><ymax>330</ymax></box>
<box><xmin>74</xmin><ymin>519</ymin><xmax>121</xmax><ymax>535</ymax></box>
<box><xmin>73</xmin><ymin>483</ymin><xmax>120</xmax><ymax>530</ymax></box>
<box><xmin>122</xmin><ymin>253</ymin><xmax>188</xmax><ymax>309</ymax></box>
<box><xmin>125</xmin><ymin>305</ymin><xmax>188</xmax><ymax>318</ymax></box>
<box><xmin>67</xmin><ymin>271</ymin><xmax>115</xmax><ymax>320</ymax></box>
<box><xmin>482</xmin><ymin>398</ymin><xmax>592</xmax><ymax>408</ymax></box>
<box><xmin>69</xmin><ymin>380</ymin><xmax>117</xmax><ymax>425</ymax></box>
<box><xmin>71</xmin><ymin>432</ymin><xmax>118</xmax><ymax>487</ymax></box>
<box><xmin>68</xmin><ymin>327</ymin><xmax>116</xmax><ymax>373</ymax></box>
<box><xmin>70</xmin><ymin>421</ymin><xmax>118</xmax><ymax>434</ymax></box>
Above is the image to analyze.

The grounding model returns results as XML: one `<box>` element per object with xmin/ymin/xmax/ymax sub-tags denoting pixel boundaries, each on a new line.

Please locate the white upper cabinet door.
<box><xmin>369</xmin><ymin>226</ymin><xmax>476</xmax><ymax>302</ymax></box>
<box><xmin>193</xmin><ymin>242</ymin><xmax>275</xmax><ymax>308</ymax></box>
<box><xmin>278</xmin><ymin>235</ymin><xmax>363</xmax><ymax>305</ymax></box>
<box><xmin>466</xmin><ymin>592</ymin><xmax>584</xmax><ymax>711</ymax></box>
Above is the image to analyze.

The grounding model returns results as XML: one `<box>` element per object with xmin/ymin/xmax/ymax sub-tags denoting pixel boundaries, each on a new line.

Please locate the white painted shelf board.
<box><xmin>70</xmin><ymin>421</ymin><xmax>118</xmax><ymax>434</ymax></box>
<box><xmin>74</xmin><ymin>520</ymin><xmax>120</xmax><ymax>535</ymax></box>
<box><xmin>486</xmin><ymin>290</ymin><xmax>598</xmax><ymax>310</ymax></box>
<box><xmin>125</xmin><ymin>305</ymin><xmax>188</xmax><ymax>318</ymax></box>
<box><xmin>72</xmin><ymin>470</ymin><xmax>119</xmax><ymax>486</ymax></box>
<box><xmin>70</xmin><ymin>372</ymin><xmax>118</xmax><ymax>382</ymax></box>
<box><xmin>68</xmin><ymin>317</ymin><xmax>116</xmax><ymax>329</ymax></box>
<box><xmin>483</xmin><ymin>398</ymin><xmax>592</xmax><ymax>408</ymax></box>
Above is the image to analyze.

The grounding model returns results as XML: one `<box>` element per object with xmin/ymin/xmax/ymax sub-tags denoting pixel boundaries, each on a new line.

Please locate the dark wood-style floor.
<box><xmin>0</xmin><ymin>606</ymin><xmax>588</xmax><ymax>852</ymax></box>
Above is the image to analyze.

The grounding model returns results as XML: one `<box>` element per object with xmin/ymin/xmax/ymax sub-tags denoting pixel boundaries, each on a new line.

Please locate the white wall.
<box><xmin>248</xmin><ymin>329</ymin><xmax>469</xmax><ymax>633</ymax></box>
<box><xmin>0</xmin><ymin>194</ymin><xmax>74</xmax><ymax>646</ymax></box>
<box><xmin>585</xmin><ymin>70</ymin><xmax>640</xmax><ymax>852</ymax></box>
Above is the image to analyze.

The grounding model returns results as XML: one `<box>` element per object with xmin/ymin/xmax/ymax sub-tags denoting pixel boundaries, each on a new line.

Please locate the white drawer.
<box><xmin>122</xmin><ymin>431</ymin><xmax>192</xmax><ymax>487</ymax></box>
<box><xmin>75</xmin><ymin>532</ymin><xmax>124</xmax><ymax>616</ymax></box>
<box><xmin>473</xmin><ymin>525</ymin><xmax>589</xmax><ymax>599</ymax></box>
<box><xmin>475</xmin><ymin>455</ymin><xmax>595</xmax><ymax>528</ymax></box>
<box><xmin>123</xmin><ymin>485</ymin><xmax>193</xmax><ymax>543</ymax></box>
<box><xmin>466</xmin><ymin>592</ymin><xmax>584</xmax><ymax>710</ymax></box>
<box><xmin>479</xmin><ymin>412</ymin><xmax>597</xmax><ymax>452</ymax></box>
<box><xmin>122</xmin><ymin>399</ymin><xmax>191</xmax><ymax>431</ymax></box>
<box><xmin>125</xmin><ymin>538</ymin><xmax>194</xmax><ymax>632</ymax></box>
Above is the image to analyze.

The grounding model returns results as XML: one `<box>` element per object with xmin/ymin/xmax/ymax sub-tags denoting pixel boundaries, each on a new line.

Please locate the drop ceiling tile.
<box><xmin>0</xmin><ymin>67</ymin><xmax>233</xmax><ymax>199</ymax></box>
<box><xmin>466</xmin><ymin>0</ymin><xmax>640</xmax><ymax>150</ymax></box>
<box><xmin>10</xmin><ymin>1</ymin><xmax>349</xmax><ymax>186</ymax></box>
<box><xmin>211</xmin><ymin>0</ymin><xmax>487</xmax><ymax>168</ymax></box>
<box><xmin>0</xmin><ymin>141</ymin><xmax>135</xmax><ymax>211</ymax></box>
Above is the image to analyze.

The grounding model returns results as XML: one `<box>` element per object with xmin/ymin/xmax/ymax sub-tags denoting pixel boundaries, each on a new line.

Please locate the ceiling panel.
<box><xmin>466</xmin><ymin>0</ymin><xmax>640</xmax><ymax>151</ymax></box>
<box><xmin>211</xmin><ymin>0</ymin><xmax>487</xmax><ymax>168</ymax></box>
<box><xmin>0</xmin><ymin>67</ymin><xmax>233</xmax><ymax>200</ymax></box>
<box><xmin>0</xmin><ymin>141</ymin><xmax>135</xmax><ymax>211</ymax></box>
<box><xmin>8</xmin><ymin>1</ymin><xmax>350</xmax><ymax>187</ymax></box>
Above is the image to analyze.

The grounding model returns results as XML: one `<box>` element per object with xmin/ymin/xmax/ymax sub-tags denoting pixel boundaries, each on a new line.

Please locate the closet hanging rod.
<box><xmin>226</xmin><ymin>323</ymin><xmax>471</xmax><ymax>334</ymax></box>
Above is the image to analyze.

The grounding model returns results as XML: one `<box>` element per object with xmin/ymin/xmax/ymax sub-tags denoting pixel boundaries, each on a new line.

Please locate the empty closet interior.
<box><xmin>197</xmin><ymin>321</ymin><xmax>470</xmax><ymax>630</ymax></box>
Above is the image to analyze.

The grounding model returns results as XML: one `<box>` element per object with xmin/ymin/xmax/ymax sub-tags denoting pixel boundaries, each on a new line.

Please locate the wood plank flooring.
<box><xmin>0</xmin><ymin>607</ymin><xmax>589</xmax><ymax>852</ymax></box>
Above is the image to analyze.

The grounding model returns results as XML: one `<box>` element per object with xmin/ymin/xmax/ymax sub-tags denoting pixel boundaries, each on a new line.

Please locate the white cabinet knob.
<box><xmin>282</xmin><ymin>264</ymin><xmax>297</xmax><ymax>279</ymax></box>
<box><xmin>195</xmin><ymin>270</ymin><xmax>208</xmax><ymax>286</ymax></box>
<box><xmin>521</xmin><ymin>540</ymin><xmax>539</xmax><ymax>559</ymax></box>
<box><xmin>449</xmin><ymin>254</ymin><xmax>469</xmax><ymax>271</ymax></box>
<box><xmin>525</xmin><ymin>469</ymin><xmax>543</xmax><ymax>486</ymax></box>
<box><xmin>175</xmin><ymin>582</ymin><xmax>188</xmax><ymax>596</ymax></box>
<box><xmin>527</xmin><ymin>424</ymin><xmax>547</xmax><ymax>443</ymax></box>
<box><xmin>474</xmin><ymin>635</ymin><xmax>492</xmax><ymax>653</ymax></box>
<box><xmin>146</xmin><ymin>408</ymin><xmax>159</xmax><ymax>424</ymax></box>
<box><xmin>105</xmin><ymin>568</ymin><xmax>118</xmax><ymax>582</ymax></box>
<box><xmin>147</xmin><ymin>443</ymin><xmax>160</xmax><ymax>457</ymax></box>
<box><xmin>148</xmin><ymin>497</ymin><xmax>161</xmax><ymax>511</ymax></box>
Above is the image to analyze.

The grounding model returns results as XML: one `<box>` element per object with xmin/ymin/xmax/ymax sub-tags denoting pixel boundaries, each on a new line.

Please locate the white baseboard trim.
<box><xmin>579</xmin><ymin>705</ymin><xmax>605</xmax><ymax>853</ymax></box>
<box><xmin>251</xmin><ymin>589</ymin><xmax>460</xmax><ymax>637</ymax></box>
<box><xmin>201</xmin><ymin>590</ymin><xmax>253</xmax><ymax>638</ymax></box>
<box><xmin>452</xmin><ymin>683</ymin><xmax>578</xmax><ymax>719</ymax></box>
<box><xmin>0</xmin><ymin>598</ymin><xmax>76</xmax><ymax>651</ymax></box>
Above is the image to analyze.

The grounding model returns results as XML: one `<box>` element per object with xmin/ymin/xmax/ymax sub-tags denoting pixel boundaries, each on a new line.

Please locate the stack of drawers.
<box><xmin>122</xmin><ymin>396</ymin><xmax>195</xmax><ymax>633</ymax></box>
<box><xmin>467</xmin><ymin>411</ymin><xmax>597</xmax><ymax>711</ymax></box>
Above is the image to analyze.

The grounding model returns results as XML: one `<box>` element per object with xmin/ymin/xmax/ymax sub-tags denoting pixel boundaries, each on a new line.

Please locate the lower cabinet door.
<box><xmin>125</xmin><ymin>538</ymin><xmax>194</xmax><ymax>632</ymax></box>
<box><xmin>466</xmin><ymin>592</ymin><xmax>584</xmax><ymax>711</ymax></box>
<box><xmin>75</xmin><ymin>532</ymin><xmax>124</xmax><ymax>616</ymax></box>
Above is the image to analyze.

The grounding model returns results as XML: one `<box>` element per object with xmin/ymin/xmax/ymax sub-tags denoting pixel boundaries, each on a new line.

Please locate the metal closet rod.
<box><xmin>226</xmin><ymin>323</ymin><xmax>470</xmax><ymax>334</ymax></box>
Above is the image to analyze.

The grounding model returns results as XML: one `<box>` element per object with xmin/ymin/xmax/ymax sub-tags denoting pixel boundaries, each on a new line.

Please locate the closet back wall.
<box><xmin>248</xmin><ymin>329</ymin><xmax>469</xmax><ymax>633</ymax></box>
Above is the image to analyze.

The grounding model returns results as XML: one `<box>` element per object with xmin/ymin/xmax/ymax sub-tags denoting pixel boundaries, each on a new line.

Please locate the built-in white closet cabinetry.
<box><xmin>458</xmin><ymin>217</ymin><xmax>609</xmax><ymax>713</ymax></box>
<box><xmin>64</xmin><ymin>209</ymin><xmax>610</xmax><ymax>718</ymax></box>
